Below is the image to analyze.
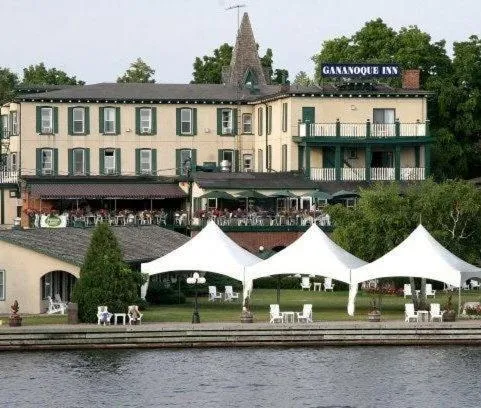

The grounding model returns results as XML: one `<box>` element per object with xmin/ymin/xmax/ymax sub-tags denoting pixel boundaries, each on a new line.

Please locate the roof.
<box><xmin>28</xmin><ymin>182</ymin><xmax>186</xmax><ymax>199</ymax></box>
<box><xmin>0</xmin><ymin>225</ymin><xmax>189</xmax><ymax>266</ymax></box>
<box><xmin>194</xmin><ymin>172</ymin><xmax>319</xmax><ymax>190</ymax></box>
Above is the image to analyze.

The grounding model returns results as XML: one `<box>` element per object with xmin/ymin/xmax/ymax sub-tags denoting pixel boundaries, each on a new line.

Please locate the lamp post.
<box><xmin>187</xmin><ymin>272</ymin><xmax>206</xmax><ymax>323</ymax></box>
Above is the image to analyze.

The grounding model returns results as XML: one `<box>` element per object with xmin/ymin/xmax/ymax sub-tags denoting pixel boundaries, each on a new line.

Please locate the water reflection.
<box><xmin>0</xmin><ymin>347</ymin><xmax>480</xmax><ymax>407</ymax></box>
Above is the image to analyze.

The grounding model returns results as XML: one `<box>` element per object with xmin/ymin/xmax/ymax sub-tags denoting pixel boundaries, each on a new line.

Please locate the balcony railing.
<box><xmin>0</xmin><ymin>171</ymin><xmax>18</xmax><ymax>184</ymax></box>
<box><xmin>371</xmin><ymin>167</ymin><xmax>395</xmax><ymax>180</ymax></box>
<box><xmin>400</xmin><ymin>167</ymin><xmax>425</xmax><ymax>180</ymax></box>
<box><xmin>311</xmin><ymin>168</ymin><xmax>336</xmax><ymax>181</ymax></box>
<box><xmin>310</xmin><ymin>167</ymin><xmax>425</xmax><ymax>181</ymax></box>
<box><xmin>342</xmin><ymin>167</ymin><xmax>366</xmax><ymax>181</ymax></box>
<box><xmin>298</xmin><ymin>120</ymin><xmax>428</xmax><ymax>138</ymax></box>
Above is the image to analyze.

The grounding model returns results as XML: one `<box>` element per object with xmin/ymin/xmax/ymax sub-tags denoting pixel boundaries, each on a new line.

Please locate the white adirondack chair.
<box><xmin>300</xmin><ymin>277</ymin><xmax>311</xmax><ymax>291</ymax></box>
<box><xmin>269</xmin><ymin>304</ymin><xmax>283</xmax><ymax>323</ymax></box>
<box><xmin>323</xmin><ymin>278</ymin><xmax>335</xmax><ymax>292</ymax></box>
<box><xmin>208</xmin><ymin>286</ymin><xmax>223</xmax><ymax>302</ymax></box>
<box><xmin>403</xmin><ymin>284</ymin><xmax>412</xmax><ymax>298</ymax></box>
<box><xmin>430</xmin><ymin>303</ymin><xmax>443</xmax><ymax>322</ymax></box>
<box><xmin>296</xmin><ymin>304</ymin><xmax>313</xmax><ymax>323</ymax></box>
<box><xmin>97</xmin><ymin>305</ymin><xmax>113</xmax><ymax>325</ymax></box>
<box><xmin>224</xmin><ymin>286</ymin><xmax>239</xmax><ymax>302</ymax></box>
<box><xmin>46</xmin><ymin>296</ymin><xmax>66</xmax><ymax>315</ymax></box>
<box><xmin>404</xmin><ymin>303</ymin><xmax>418</xmax><ymax>322</ymax></box>
<box><xmin>127</xmin><ymin>305</ymin><xmax>143</xmax><ymax>325</ymax></box>
<box><xmin>425</xmin><ymin>283</ymin><xmax>436</xmax><ymax>298</ymax></box>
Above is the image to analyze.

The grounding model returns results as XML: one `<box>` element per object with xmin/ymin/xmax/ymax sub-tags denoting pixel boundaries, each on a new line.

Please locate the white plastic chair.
<box><xmin>403</xmin><ymin>284</ymin><xmax>412</xmax><ymax>298</ymax></box>
<box><xmin>208</xmin><ymin>286</ymin><xmax>223</xmax><ymax>302</ymax></box>
<box><xmin>127</xmin><ymin>305</ymin><xmax>143</xmax><ymax>325</ymax></box>
<box><xmin>46</xmin><ymin>296</ymin><xmax>66</xmax><ymax>315</ymax></box>
<box><xmin>404</xmin><ymin>303</ymin><xmax>418</xmax><ymax>322</ymax></box>
<box><xmin>300</xmin><ymin>276</ymin><xmax>311</xmax><ymax>291</ymax></box>
<box><xmin>470</xmin><ymin>280</ymin><xmax>480</xmax><ymax>290</ymax></box>
<box><xmin>54</xmin><ymin>293</ymin><xmax>68</xmax><ymax>310</ymax></box>
<box><xmin>224</xmin><ymin>286</ymin><xmax>239</xmax><ymax>302</ymax></box>
<box><xmin>430</xmin><ymin>303</ymin><xmax>443</xmax><ymax>322</ymax></box>
<box><xmin>323</xmin><ymin>278</ymin><xmax>335</xmax><ymax>292</ymax></box>
<box><xmin>426</xmin><ymin>283</ymin><xmax>436</xmax><ymax>298</ymax></box>
<box><xmin>97</xmin><ymin>306</ymin><xmax>113</xmax><ymax>325</ymax></box>
<box><xmin>269</xmin><ymin>304</ymin><xmax>283</xmax><ymax>323</ymax></box>
<box><xmin>296</xmin><ymin>304</ymin><xmax>313</xmax><ymax>323</ymax></box>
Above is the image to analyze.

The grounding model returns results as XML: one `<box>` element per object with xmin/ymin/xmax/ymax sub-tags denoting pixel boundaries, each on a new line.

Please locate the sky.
<box><xmin>4</xmin><ymin>0</ymin><xmax>480</xmax><ymax>84</ymax></box>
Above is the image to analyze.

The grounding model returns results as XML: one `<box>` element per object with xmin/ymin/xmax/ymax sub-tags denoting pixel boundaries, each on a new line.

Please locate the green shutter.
<box><xmin>68</xmin><ymin>149</ymin><xmax>73</xmax><ymax>175</ymax></box>
<box><xmin>53</xmin><ymin>107</ymin><xmax>59</xmax><ymax>134</ymax></box>
<box><xmin>36</xmin><ymin>107</ymin><xmax>41</xmax><ymax>133</ymax></box>
<box><xmin>233</xmin><ymin>109</ymin><xmax>238</xmax><ymax>135</ymax></box>
<box><xmin>85</xmin><ymin>148</ymin><xmax>90</xmax><ymax>175</ymax></box>
<box><xmin>53</xmin><ymin>148</ymin><xmax>59</xmax><ymax>175</ymax></box>
<box><xmin>36</xmin><ymin>148</ymin><xmax>42</xmax><ymax>175</ymax></box>
<box><xmin>234</xmin><ymin>150</ymin><xmax>239</xmax><ymax>172</ymax></box>
<box><xmin>151</xmin><ymin>107</ymin><xmax>157</xmax><ymax>135</ymax></box>
<box><xmin>175</xmin><ymin>149</ymin><xmax>181</xmax><ymax>175</ymax></box>
<box><xmin>176</xmin><ymin>108</ymin><xmax>181</xmax><ymax>135</ymax></box>
<box><xmin>191</xmin><ymin>149</ymin><xmax>197</xmax><ymax>169</ymax></box>
<box><xmin>217</xmin><ymin>108</ymin><xmax>222</xmax><ymax>135</ymax></box>
<box><xmin>135</xmin><ymin>148</ymin><xmax>141</xmax><ymax>175</ymax></box>
<box><xmin>115</xmin><ymin>107</ymin><xmax>121</xmax><ymax>135</ymax></box>
<box><xmin>99</xmin><ymin>148</ymin><xmax>105</xmax><ymax>175</ymax></box>
<box><xmin>151</xmin><ymin>149</ymin><xmax>157</xmax><ymax>174</ymax></box>
<box><xmin>84</xmin><ymin>107</ymin><xmax>90</xmax><ymax>135</ymax></box>
<box><xmin>99</xmin><ymin>108</ymin><xmax>104</xmax><ymax>133</ymax></box>
<box><xmin>192</xmin><ymin>108</ymin><xmax>197</xmax><ymax>135</ymax></box>
<box><xmin>135</xmin><ymin>107</ymin><xmax>141</xmax><ymax>135</ymax></box>
<box><xmin>115</xmin><ymin>148</ymin><xmax>121</xmax><ymax>174</ymax></box>
<box><xmin>68</xmin><ymin>108</ymin><xmax>73</xmax><ymax>135</ymax></box>
<box><xmin>218</xmin><ymin>149</ymin><xmax>223</xmax><ymax>165</ymax></box>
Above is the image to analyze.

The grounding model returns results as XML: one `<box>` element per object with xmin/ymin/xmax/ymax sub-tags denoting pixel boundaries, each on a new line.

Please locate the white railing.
<box><xmin>399</xmin><ymin>123</ymin><xmax>426</xmax><ymax>137</ymax></box>
<box><xmin>311</xmin><ymin>167</ymin><xmax>336</xmax><ymax>181</ymax></box>
<box><xmin>401</xmin><ymin>167</ymin><xmax>425</xmax><ymax>180</ymax></box>
<box><xmin>371</xmin><ymin>167</ymin><xmax>395</xmax><ymax>180</ymax></box>
<box><xmin>340</xmin><ymin>123</ymin><xmax>366</xmax><ymax>137</ymax></box>
<box><xmin>309</xmin><ymin>123</ymin><xmax>336</xmax><ymax>137</ymax></box>
<box><xmin>371</xmin><ymin>123</ymin><xmax>396</xmax><ymax>137</ymax></box>
<box><xmin>342</xmin><ymin>168</ymin><xmax>366</xmax><ymax>181</ymax></box>
<box><xmin>0</xmin><ymin>171</ymin><xmax>18</xmax><ymax>184</ymax></box>
<box><xmin>299</xmin><ymin>123</ymin><xmax>307</xmax><ymax>137</ymax></box>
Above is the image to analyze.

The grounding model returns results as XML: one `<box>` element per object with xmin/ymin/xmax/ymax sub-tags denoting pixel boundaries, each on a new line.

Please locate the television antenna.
<box><xmin>226</xmin><ymin>4</ymin><xmax>246</xmax><ymax>31</ymax></box>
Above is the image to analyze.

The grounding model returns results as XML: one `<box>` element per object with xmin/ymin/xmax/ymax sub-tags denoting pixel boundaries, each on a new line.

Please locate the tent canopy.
<box><xmin>246</xmin><ymin>224</ymin><xmax>367</xmax><ymax>283</ymax></box>
<box><xmin>141</xmin><ymin>221</ymin><xmax>260</xmax><ymax>281</ymax></box>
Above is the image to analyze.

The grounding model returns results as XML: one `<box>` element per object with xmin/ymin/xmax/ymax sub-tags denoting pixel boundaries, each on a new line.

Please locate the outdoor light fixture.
<box><xmin>187</xmin><ymin>272</ymin><xmax>206</xmax><ymax>323</ymax></box>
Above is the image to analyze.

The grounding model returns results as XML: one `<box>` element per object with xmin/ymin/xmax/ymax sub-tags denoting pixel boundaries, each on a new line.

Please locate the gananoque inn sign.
<box><xmin>321</xmin><ymin>63</ymin><xmax>400</xmax><ymax>77</ymax></box>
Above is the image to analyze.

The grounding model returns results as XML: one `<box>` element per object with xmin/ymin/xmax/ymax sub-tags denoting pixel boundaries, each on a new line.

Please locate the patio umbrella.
<box><xmin>235</xmin><ymin>190</ymin><xmax>267</xmax><ymax>210</ymax></box>
<box><xmin>198</xmin><ymin>191</ymin><xmax>235</xmax><ymax>200</ymax></box>
<box><xmin>269</xmin><ymin>190</ymin><xmax>299</xmax><ymax>198</ymax></box>
<box><xmin>309</xmin><ymin>190</ymin><xmax>332</xmax><ymax>201</ymax></box>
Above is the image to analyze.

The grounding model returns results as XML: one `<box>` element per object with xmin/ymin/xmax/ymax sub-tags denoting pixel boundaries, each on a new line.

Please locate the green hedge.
<box><xmin>146</xmin><ymin>281</ymin><xmax>186</xmax><ymax>305</ymax></box>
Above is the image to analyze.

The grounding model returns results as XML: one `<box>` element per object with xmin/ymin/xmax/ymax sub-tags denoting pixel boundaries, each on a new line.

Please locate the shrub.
<box><xmin>146</xmin><ymin>281</ymin><xmax>186</xmax><ymax>305</ymax></box>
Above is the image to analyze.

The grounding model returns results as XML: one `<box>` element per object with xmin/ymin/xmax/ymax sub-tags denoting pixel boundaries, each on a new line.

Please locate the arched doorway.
<box><xmin>40</xmin><ymin>270</ymin><xmax>77</xmax><ymax>304</ymax></box>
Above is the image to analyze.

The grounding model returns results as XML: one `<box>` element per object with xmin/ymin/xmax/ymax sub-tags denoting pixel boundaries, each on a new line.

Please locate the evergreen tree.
<box><xmin>117</xmin><ymin>58</ymin><xmax>156</xmax><ymax>83</ymax></box>
<box><xmin>72</xmin><ymin>223</ymin><xmax>144</xmax><ymax>323</ymax></box>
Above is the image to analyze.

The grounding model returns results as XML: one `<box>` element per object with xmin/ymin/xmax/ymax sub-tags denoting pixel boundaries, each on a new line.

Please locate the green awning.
<box><xmin>198</xmin><ymin>190</ymin><xmax>235</xmax><ymax>200</ymax></box>
<box><xmin>332</xmin><ymin>190</ymin><xmax>359</xmax><ymax>198</ymax></box>
<box><xmin>235</xmin><ymin>190</ymin><xmax>267</xmax><ymax>199</ymax></box>
<box><xmin>269</xmin><ymin>190</ymin><xmax>299</xmax><ymax>198</ymax></box>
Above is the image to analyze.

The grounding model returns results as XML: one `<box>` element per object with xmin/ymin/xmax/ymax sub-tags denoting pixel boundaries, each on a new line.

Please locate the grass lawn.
<box><xmin>5</xmin><ymin>289</ymin><xmax>481</xmax><ymax>325</ymax></box>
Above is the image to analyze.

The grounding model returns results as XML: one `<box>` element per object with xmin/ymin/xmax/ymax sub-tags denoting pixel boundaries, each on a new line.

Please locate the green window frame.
<box><xmin>242</xmin><ymin>113</ymin><xmax>252</xmax><ymax>134</ymax></box>
<box><xmin>281</xmin><ymin>144</ymin><xmax>288</xmax><ymax>171</ymax></box>
<box><xmin>68</xmin><ymin>148</ymin><xmax>90</xmax><ymax>176</ymax></box>
<box><xmin>282</xmin><ymin>103</ymin><xmax>288</xmax><ymax>132</ymax></box>
<box><xmin>176</xmin><ymin>108</ymin><xmax>197</xmax><ymax>136</ymax></box>
<box><xmin>99</xmin><ymin>148</ymin><xmax>121</xmax><ymax>175</ymax></box>
<box><xmin>267</xmin><ymin>106</ymin><xmax>272</xmax><ymax>135</ymax></box>
<box><xmin>258</xmin><ymin>149</ymin><xmax>263</xmax><ymax>172</ymax></box>
<box><xmin>135</xmin><ymin>148</ymin><xmax>157</xmax><ymax>175</ymax></box>
<box><xmin>68</xmin><ymin>107</ymin><xmax>90</xmax><ymax>135</ymax></box>
<box><xmin>216</xmin><ymin>108</ymin><xmax>238</xmax><ymax>136</ymax></box>
<box><xmin>36</xmin><ymin>106</ymin><xmax>59</xmax><ymax>134</ymax></box>
<box><xmin>135</xmin><ymin>107</ymin><xmax>157</xmax><ymax>135</ymax></box>
<box><xmin>217</xmin><ymin>149</ymin><xmax>239</xmax><ymax>172</ymax></box>
<box><xmin>0</xmin><ymin>269</ymin><xmax>5</xmax><ymax>300</ymax></box>
<box><xmin>257</xmin><ymin>107</ymin><xmax>263</xmax><ymax>135</ymax></box>
<box><xmin>99</xmin><ymin>107</ymin><xmax>120</xmax><ymax>135</ymax></box>
<box><xmin>267</xmin><ymin>144</ymin><xmax>272</xmax><ymax>170</ymax></box>
<box><xmin>175</xmin><ymin>148</ymin><xmax>197</xmax><ymax>175</ymax></box>
<box><xmin>35</xmin><ymin>147</ymin><xmax>58</xmax><ymax>175</ymax></box>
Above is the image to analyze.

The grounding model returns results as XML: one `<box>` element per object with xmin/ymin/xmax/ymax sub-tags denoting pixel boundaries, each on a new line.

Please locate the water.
<box><xmin>1</xmin><ymin>347</ymin><xmax>480</xmax><ymax>407</ymax></box>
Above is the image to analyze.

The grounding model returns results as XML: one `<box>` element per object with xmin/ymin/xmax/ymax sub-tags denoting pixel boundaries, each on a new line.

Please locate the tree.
<box><xmin>293</xmin><ymin>71</ymin><xmax>314</xmax><ymax>87</ymax></box>
<box><xmin>22</xmin><ymin>63</ymin><xmax>84</xmax><ymax>85</ymax></box>
<box><xmin>72</xmin><ymin>223</ymin><xmax>144</xmax><ymax>323</ymax></box>
<box><xmin>117</xmin><ymin>58</ymin><xmax>156</xmax><ymax>83</ymax></box>
<box><xmin>0</xmin><ymin>67</ymin><xmax>19</xmax><ymax>104</ymax></box>
<box><xmin>191</xmin><ymin>43</ymin><xmax>233</xmax><ymax>84</ymax></box>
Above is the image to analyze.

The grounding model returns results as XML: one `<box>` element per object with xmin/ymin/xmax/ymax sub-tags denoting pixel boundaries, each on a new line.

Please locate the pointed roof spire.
<box><xmin>226</xmin><ymin>13</ymin><xmax>267</xmax><ymax>86</ymax></box>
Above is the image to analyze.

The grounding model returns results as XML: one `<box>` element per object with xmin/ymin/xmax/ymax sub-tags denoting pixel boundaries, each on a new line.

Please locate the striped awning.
<box><xmin>29</xmin><ymin>183</ymin><xmax>187</xmax><ymax>199</ymax></box>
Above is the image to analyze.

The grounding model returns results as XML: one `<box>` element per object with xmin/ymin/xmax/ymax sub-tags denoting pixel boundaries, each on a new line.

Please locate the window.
<box><xmin>140</xmin><ymin>108</ymin><xmax>152</xmax><ymax>133</ymax></box>
<box><xmin>1</xmin><ymin>115</ymin><xmax>8</xmax><ymax>136</ymax></box>
<box><xmin>282</xmin><ymin>103</ymin><xmax>288</xmax><ymax>132</ymax></box>
<box><xmin>140</xmin><ymin>149</ymin><xmax>152</xmax><ymax>174</ymax></box>
<box><xmin>104</xmin><ymin>107</ymin><xmax>116</xmax><ymax>134</ymax></box>
<box><xmin>41</xmin><ymin>148</ymin><xmax>53</xmax><ymax>175</ymax></box>
<box><xmin>221</xmin><ymin>109</ymin><xmax>233</xmax><ymax>134</ymax></box>
<box><xmin>73</xmin><ymin>107</ymin><xmax>85</xmax><ymax>134</ymax></box>
<box><xmin>242</xmin><ymin>113</ymin><xmax>252</xmax><ymax>134</ymax></box>
<box><xmin>257</xmin><ymin>107</ymin><xmax>263</xmax><ymax>135</ymax></box>
<box><xmin>373</xmin><ymin>109</ymin><xmax>395</xmax><ymax>124</ymax></box>
<box><xmin>221</xmin><ymin>150</ymin><xmax>234</xmax><ymax>171</ymax></box>
<box><xmin>0</xmin><ymin>269</ymin><xmax>5</xmax><ymax>300</ymax></box>
<box><xmin>181</xmin><ymin>108</ymin><xmax>192</xmax><ymax>134</ymax></box>
<box><xmin>267</xmin><ymin>106</ymin><xmax>272</xmax><ymax>134</ymax></box>
<box><xmin>180</xmin><ymin>149</ymin><xmax>192</xmax><ymax>175</ymax></box>
<box><xmin>281</xmin><ymin>144</ymin><xmax>287</xmax><ymax>171</ymax></box>
<box><xmin>267</xmin><ymin>145</ymin><xmax>272</xmax><ymax>170</ymax></box>
<box><xmin>258</xmin><ymin>149</ymin><xmax>263</xmax><ymax>172</ymax></box>
<box><xmin>73</xmin><ymin>149</ymin><xmax>85</xmax><ymax>175</ymax></box>
<box><xmin>10</xmin><ymin>112</ymin><xmax>18</xmax><ymax>135</ymax></box>
<box><xmin>41</xmin><ymin>107</ymin><xmax>53</xmax><ymax>133</ymax></box>
<box><xmin>243</xmin><ymin>154</ymin><xmax>253</xmax><ymax>172</ymax></box>
<box><xmin>103</xmin><ymin>150</ymin><xmax>116</xmax><ymax>174</ymax></box>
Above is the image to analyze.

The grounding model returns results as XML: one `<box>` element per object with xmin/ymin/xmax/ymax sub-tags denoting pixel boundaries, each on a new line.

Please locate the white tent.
<box><xmin>348</xmin><ymin>224</ymin><xmax>481</xmax><ymax>315</ymax></box>
<box><xmin>141</xmin><ymin>221</ymin><xmax>261</xmax><ymax>299</ymax></box>
<box><xmin>245</xmin><ymin>225</ymin><xmax>367</xmax><ymax>301</ymax></box>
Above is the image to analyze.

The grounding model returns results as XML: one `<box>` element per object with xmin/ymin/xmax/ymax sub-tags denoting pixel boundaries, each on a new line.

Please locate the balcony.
<box><xmin>0</xmin><ymin>171</ymin><xmax>18</xmax><ymax>184</ymax></box>
<box><xmin>310</xmin><ymin>167</ymin><xmax>425</xmax><ymax>181</ymax></box>
<box><xmin>298</xmin><ymin>120</ymin><xmax>428</xmax><ymax>138</ymax></box>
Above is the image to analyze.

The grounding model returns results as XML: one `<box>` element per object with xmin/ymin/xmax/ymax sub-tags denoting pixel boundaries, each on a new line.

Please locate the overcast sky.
<box><xmin>4</xmin><ymin>0</ymin><xmax>480</xmax><ymax>84</ymax></box>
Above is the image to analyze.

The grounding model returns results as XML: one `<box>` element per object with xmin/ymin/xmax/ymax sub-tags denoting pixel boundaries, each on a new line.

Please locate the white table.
<box><xmin>417</xmin><ymin>310</ymin><xmax>429</xmax><ymax>323</ymax></box>
<box><xmin>281</xmin><ymin>311</ymin><xmax>295</xmax><ymax>323</ymax></box>
<box><xmin>114</xmin><ymin>313</ymin><xmax>127</xmax><ymax>325</ymax></box>
<box><xmin>313</xmin><ymin>282</ymin><xmax>322</xmax><ymax>291</ymax></box>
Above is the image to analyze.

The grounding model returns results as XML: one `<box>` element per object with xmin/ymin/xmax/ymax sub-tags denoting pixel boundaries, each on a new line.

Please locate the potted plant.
<box><xmin>442</xmin><ymin>295</ymin><xmax>456</xmax><ymax>322</ymax></box>
<box><xmin>366</xmin><ymin>282</ymin><xmax>396</xmax><ymax>322</ymax></box>
<box><xmin>240</xmin><ymin>296</ymin><xmax>253</xmax><ymax>323</ymax></box>
<box><xmin>9</xmin><ymin>300</ymin><xmax>22</xmax><ymax>327</ymax></box>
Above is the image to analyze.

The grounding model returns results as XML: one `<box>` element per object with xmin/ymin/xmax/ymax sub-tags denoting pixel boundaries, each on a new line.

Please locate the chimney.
<box><xmin>402</xmin><ymin>69</ymin><xmax>420</xmax><ymax>90</ymax></box>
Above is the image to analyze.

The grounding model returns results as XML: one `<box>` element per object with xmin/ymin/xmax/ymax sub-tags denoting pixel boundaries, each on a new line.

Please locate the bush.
<box><xmin>146</xmin><ymin>281</ymin><xmax>186</xmax><ymax>305</ymax></box>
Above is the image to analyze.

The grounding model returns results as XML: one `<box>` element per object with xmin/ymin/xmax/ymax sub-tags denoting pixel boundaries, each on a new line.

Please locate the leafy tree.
<box><xmin>192</xmin><ymin>43</ymin><xmax>233</xmax><ymax>84</ymax></box>
<box><xmin>72</xmin><ymin>223</ymin><xmax>144</xmax><ymax>323</ymax></box>
<box><xmin>0</xmin><ymin>67</ymin><xmax>19</xmax><ymax>104</ymax></box>
<box><xmin>22</xmin><ymin>63</ymin><xmax>84</xmax><ymax>85</ymax></box>
<box><xmin>117</xmin><ymin>58</ymin><xmax>156</xmax><ymax>83</ymax></box>
<box><xmin>272</xmin><ymin>69</ymin><xmax>289</xmax><ymax>85</ymax></box>
<box><xmin>293</xmin><ymin>71</ymin><xmax>314</xmax><ymax>87</ymax></box>
<box><xmin>260</xmin><ymin>47</ymin><xmax>274</xmax><ymax>79</ymax></box>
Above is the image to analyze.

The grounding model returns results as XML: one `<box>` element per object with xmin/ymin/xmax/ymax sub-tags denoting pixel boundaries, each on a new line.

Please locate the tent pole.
<box><xmin>277</xmin><ymin>275</ymin><xmax>281</xmax><ymax>305</ymax></box>
<box><xmin>458</xmin><ymin>278</ymin><xmax>462</xmax><ymax>316</ymax></box>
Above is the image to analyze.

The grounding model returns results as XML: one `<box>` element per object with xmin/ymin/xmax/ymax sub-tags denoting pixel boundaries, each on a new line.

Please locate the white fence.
<box><xmin>371</xmin><ymin>167</ymin><xmax>395</xmax><ymax>180</ymax></box>
<box><xmin>311</xmin><ymin>168</ymin><xmax>336</xmax><ymax>181</ymax></box>
<box><xmin>400</xmin><ymin>167</ymin><xmax>425</xmax><ymax>180</ymax></box>
<box><xmin>399</xmin><ymin>123</ymin><xmax>426</xmax><ymax>137</ymax></box>
<box><xmin>0</xmin><ymin>171</ymin><xmax>18</xmax><ymax>184</ymax></box>
<box><xmin>340</xmin><ymin>123</ymin><xmax>367</xmax><ymax>137</ymax></box>
<box><xmin>342</xmin><ymin>168</ymin><xmax>366</xmax><ymax>181</ymax></box>
<box><xmin>309</xmin><ymin>123</ymin><xmax>336</xmax><ymax>137</ymax></box>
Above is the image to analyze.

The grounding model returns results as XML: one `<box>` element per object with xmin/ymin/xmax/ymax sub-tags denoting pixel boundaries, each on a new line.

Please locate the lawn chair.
<box><xmin>127</xmin><ymin>305</ymin><xmax>143</xmax><ymax>325</ymax></box>
<box><xmin>430</xmin><ymin>303</ymin><xmax>443</xmax><ymax>322</ymax></box>
<box><xmin>404</xmin><ymin>303</ymin><xmax>418</xmax><ymax>322</ymax></box>
<box><xmin>403</xmin><ymin>284</ymin><xmax>412</xmax><ymax>298</ymax></box>
<box><xmin>46</xmin><ymin>296</ymin><xmax>67</xmax><ymax>315</ymax></box>
<box><xmin>224</xmin><ymin>286</ymin><xmax>239</xmax><ymax>302</ymax></box>
<box><xmin>269</xmin><ymin>304</ymin><xmax>283</xmax><ymax>323</ymax></box>
<box><xmin>54</xmin><ymin>293</ymin><xmax>68</xmax><ymax>310</ymax></box>
<box><xmin>208</xmin><ymin>286</ymin><xmax>223</xmax><ymax>302</ymax></box>
<box><xmin>323</xmin><ymin>277</ymin><xmax>335</xmax><ymax>292</ymax></box>
<box><xmin>300</xmin><ymin>276</ymin><xmax>311</xmax><ymax>291</ymax></box>
<box><xmin>425</xmin><ymin>283</ymin><xmax>436</xmax><ymax>298</ymax></box>
<box><xmin>97</xmin><ymin>305</ymin><xmax>113</xmax><ymax>325</ymax></box>
<box><xmin>296</xmin><ymin>304</ymin><xmax>313</xmax><ymax>323</ymax></box>
<box><xmin>470</xmin><ymin>280</ymin><xmax>480</xmax><ymax>290</ymax></box>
